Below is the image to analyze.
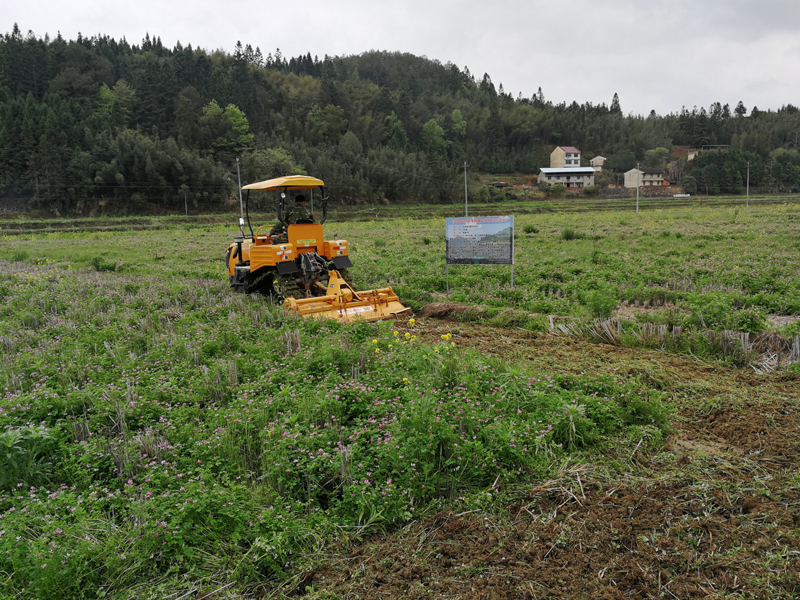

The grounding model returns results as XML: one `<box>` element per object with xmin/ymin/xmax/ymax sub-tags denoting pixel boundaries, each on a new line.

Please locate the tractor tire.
<box><xmin>273</xmin><ymin>274</ymin><xmax>305</xmax><ymax>302</ymax></box>
<box><xmin>224</xmin><ymin>248</ymin><xmax>234</xmax><ymax>287</ymax></box>
<box><xmin>246</xmin><ymin>270</ymin><xmax>272</xmax><ymax>295</ymax></box>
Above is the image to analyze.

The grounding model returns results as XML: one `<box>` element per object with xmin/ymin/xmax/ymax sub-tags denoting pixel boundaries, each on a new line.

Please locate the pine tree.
<box><xmin>610</xmin><ymin>93</ymin><xmax>621</xmax><ymax>114</ymax></box>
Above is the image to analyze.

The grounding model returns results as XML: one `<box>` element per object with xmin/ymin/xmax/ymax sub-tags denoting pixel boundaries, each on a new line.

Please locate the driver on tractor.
<box><xmin>286</xmin><ymin>194</ymin><xmax>313</xmax><ymax>223</ymax></box>
<box><xmin>270</xmin><ymin>194</ymin><xmax>313</xmax><ymax>241</ymax></box>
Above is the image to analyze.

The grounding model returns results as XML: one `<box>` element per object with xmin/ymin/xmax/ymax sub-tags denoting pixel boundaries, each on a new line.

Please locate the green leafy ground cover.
<box><xmin>0</xmin><ymin>203</ymin><xmax>798</xmax><ymax>598</ymax></box>
<box><xmin>0</xmin><ymin>260</ymin><xmax>668</xmax><ymax>598</ymax></box>
<box><xmin>4</xmin><ymin>203</ymin><xmax>800</xmax><ymax>332</ymax></box>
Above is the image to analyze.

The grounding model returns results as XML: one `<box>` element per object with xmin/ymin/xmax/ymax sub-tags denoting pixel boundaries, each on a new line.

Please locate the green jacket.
<box><xmin>285</xmin><ymin>204</ymin><xmax>312</xmax><ymax>223</ymax></box>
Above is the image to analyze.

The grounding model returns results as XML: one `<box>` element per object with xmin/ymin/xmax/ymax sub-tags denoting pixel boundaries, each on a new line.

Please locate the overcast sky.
<box><xmin>8</xmin><ymin>0</ymin><xmax>800</xmax><ymax>116</ymax></box>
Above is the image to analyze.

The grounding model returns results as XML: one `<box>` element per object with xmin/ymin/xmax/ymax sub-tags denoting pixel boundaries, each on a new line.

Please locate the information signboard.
<box><xmin>445</xmin><ymin>216</ymin><xmax>514</xmax><ymax>265</ymax></box>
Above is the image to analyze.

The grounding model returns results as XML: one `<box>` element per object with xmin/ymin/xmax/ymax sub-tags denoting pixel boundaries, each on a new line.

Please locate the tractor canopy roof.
<box><xmin>242</xmin><ymin>175</ymin><xmax>324</xmax><ymax>191</ymax></box>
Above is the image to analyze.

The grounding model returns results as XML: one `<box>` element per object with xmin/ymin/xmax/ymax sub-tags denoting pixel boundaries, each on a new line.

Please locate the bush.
<box><xmin>551</xmin><ymin>403</ymin><xmax>596</xmax><ymax>449</ymax></box>
<box><xmin>561</xmin><ymin>227</ymin><xmax>577</xmax><ymax>241</ymax></box>
<box><xmin>11</xmin><ymin>249</ymin><xmax>29</xmax><ymax>262</ymax></box>
<box><xmin>584</xmin><ymin>185</ymin><xmax>600</xmax><ymax>197</ymax></box>
<box><xmin>523</xmin><ymin>225</ymin><xmax>539</xmax><ymax>234</ymax></box>
<box><xmin>582</xmin><ymin>289</ymin><xmax>617</xmax><ymax>318</ymax></box>
<box><xmin>0</xmin><ymin>425</ymin><xmax>56</xmax><ymax>491</ymax></box>
<box><xmin>91</xmin><ymin>256</ymin><xmax>117</xmax><ymax>272</ymax></box>
<box><xmin>733</xmin><ymin>306</ymin><xmax>767</xmax><ymax>334</ymax></box>
<box><xmin>549</xmin><ymin>183</ymin><xmax>566</xmax><ymax>197</ymax></box>
<box><xmin>688</xmin><ymin>296</ymin><xmax>729</xmax><ymax>329</ymax></box>
<box><xmin>688</xmin><ymin>295</ymin><xmax>767</xmax><ymax>333</ymax></box>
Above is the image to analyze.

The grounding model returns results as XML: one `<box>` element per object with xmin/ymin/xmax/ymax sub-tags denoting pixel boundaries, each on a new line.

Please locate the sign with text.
<box><xmin>446</xmin><ymin>216</ymin><xmax>514</xmax><ymax>265</ymax></box>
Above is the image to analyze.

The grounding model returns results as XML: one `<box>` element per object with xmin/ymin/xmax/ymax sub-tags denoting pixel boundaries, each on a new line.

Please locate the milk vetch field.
<box><xmin>1</xmin><ymin>203</ymin><xmax>799</xmax><ymax>599</ymax></box>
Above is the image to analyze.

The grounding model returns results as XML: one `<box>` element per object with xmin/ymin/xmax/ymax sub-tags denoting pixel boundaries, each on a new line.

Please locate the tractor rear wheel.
<box><xmin>246</xmin><ymin>270</ymin><xmax>273</xmax><ymax>295</ymax></box>
<box><xmin>273</xmin><ymin>274</ymin><xmax>305</xmax><ymax>302</ymax></box>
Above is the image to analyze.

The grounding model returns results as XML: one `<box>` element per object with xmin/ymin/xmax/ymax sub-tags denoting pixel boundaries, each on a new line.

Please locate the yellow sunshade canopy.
<box><xmin>242</xmin><ymin>175</ymin><xmax>325</xmax><ymax>191</ymax></box>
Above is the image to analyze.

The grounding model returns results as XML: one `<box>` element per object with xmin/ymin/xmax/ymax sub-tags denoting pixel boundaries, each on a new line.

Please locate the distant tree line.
<box><xmin>3</xmin><ymin>24</ymin><xmax>800</xmax><ymax>214</ymax></box>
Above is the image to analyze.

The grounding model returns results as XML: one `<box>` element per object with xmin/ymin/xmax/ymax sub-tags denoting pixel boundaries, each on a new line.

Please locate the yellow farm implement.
<box><xmin>224</xmin><ymin>175</ymin><xmax>409</xmax><ymax>323</ymax></box>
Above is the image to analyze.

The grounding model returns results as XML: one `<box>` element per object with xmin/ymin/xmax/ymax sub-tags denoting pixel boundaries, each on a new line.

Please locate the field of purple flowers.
<box><xmin>0</xmin><ymin>256</ymin><xmax>667</xmax><ymax>599</ymax></box>
<box><xmin>2</xmin><ymin>202</ymin><xmax>799</xmax><ymax>597</ymax></box>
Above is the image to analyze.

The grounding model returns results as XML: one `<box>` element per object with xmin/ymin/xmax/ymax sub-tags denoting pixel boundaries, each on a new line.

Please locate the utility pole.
<box><xmin>636</xmin><ymin>162</ymin><xmax>640</xmax><ymax>214</ymax></box>
<box><xmin>464</xmin><ymin>162</ymin><xmax>468</xmax><ymax>217</ymax></box>
<box><xmin>746</xmin><ymin>161</ymin><xmax>750</xmax><ymax>207</ymax></box>
<box><xmin>236</xmin><ymin>157</ymin><xmax>245</xmax><ymax>234</ymax></box>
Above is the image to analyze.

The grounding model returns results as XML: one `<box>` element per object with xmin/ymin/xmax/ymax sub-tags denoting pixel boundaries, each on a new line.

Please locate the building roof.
<box><xmin>558</xmin><ymin>146</ymin><xmax>581</xmax><ymax>154</ymax></box>
<box><xmin>627</xmin><ymin>168</ymin><xmax>664</xmax><ymax>175</ymax></box>
<box><xmin>539</xmin><ymin>167</ymin><xmax>596</xmax><ymax>174</ymax></box>
<box><xmin>689</xmin><ymin>145</ymin><xmax>730</xmax><ymax>151</ymax></box>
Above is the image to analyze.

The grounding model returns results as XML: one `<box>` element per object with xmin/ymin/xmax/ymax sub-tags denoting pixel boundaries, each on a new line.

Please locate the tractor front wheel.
<box><xmin>224</xmin><ymin>248</ymin><xmax>234</xmax><ymax>287</ymax></box>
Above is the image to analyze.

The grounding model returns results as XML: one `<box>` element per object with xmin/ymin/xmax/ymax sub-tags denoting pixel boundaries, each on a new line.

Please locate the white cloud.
<box><xmin>7</xmin><ymin>0</ymin><xmax>800</xmax><ymax>115</ymax></box>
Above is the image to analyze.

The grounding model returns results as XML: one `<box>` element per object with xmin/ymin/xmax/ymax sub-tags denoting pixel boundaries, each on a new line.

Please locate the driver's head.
<box><xmin>294</xmin><ymin>194</ymin><xmax>306</xmax><ymax>204</ymax></box>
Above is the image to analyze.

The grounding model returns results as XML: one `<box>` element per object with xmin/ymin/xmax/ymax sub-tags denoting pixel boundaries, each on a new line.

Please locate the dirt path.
<box><xmin>288</xmin><ymin>316</ymin><xmax>800</xmax><ymax>600</ymax></box>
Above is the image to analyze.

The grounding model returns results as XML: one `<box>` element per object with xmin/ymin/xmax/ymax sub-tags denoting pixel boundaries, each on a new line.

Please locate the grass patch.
<box><xmin>561</xmin><ymin>227</ymin><xmax>578</xmax><ymax>240</ymax></box>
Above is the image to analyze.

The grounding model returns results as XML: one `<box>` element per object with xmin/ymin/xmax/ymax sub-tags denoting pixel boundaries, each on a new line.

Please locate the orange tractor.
<box><xmin>224</xmin><ymin>175</ymin><xmax>409</xmax><ymax>323</ymax></box>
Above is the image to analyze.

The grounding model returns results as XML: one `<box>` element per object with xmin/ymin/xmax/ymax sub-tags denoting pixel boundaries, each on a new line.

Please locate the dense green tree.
<box><xmin>305</xmin><ymin>104</ymin><xmax>348</xmax><ymax>145</ymax></box>
<box><xmin>610</xmin><ymin>93</ymin><xmax>621</xmax><ymax>114</ymax></box>
<box><xmin>384</xmin><ymin>111</ymin><xmax>408</xmax><ymax>151</ymax></box>
<box><xmin>96</xmin><ymin>79</ymin><xmax>136</xmax><ymax>128</ymax></box>
<box><xmin>199</xmin><ymin>100</ymin><xmax>254</xmax><ymax>158</ymax></box>
<box><xmin>450</xmin><ymin>109</ymin><xmax>466</xmax><ymax>139</ymax></box>
<box><xmin>2</xmin><ymin>27</ymin><xmax>800</xmax><ymax>214</ymax></box>
<box><xmin>420</xmin><ymin>118</ymin><xmax>447</xmax><ymax>156</ymax></box>
<box><xmin>679</xmin><ymin>174</ymin><xmax>697</xmax><ymax>194</ymax></box>
<box><xmin>642</xmin><ymin>147</ymin><xmax>670</xmax><ymax>170</ymax></box>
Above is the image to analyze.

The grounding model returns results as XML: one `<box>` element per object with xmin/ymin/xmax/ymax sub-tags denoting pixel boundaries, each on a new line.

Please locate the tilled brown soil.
<box><xmin>289</xmin><ymin>316</ymin><xmax>800</xmax><ymax>600</ymax></box>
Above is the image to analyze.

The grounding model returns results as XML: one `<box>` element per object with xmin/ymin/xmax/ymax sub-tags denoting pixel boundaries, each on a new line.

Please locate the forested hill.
<box><xmin>2</xmin><ymin>24</ymin><xmax>800</xmax><ymax>215</ymax></box>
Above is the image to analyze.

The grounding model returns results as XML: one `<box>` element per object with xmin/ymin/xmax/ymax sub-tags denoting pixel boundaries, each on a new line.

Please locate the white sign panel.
<box><xmin>445</xmin><ymin>216</ymin><xmax>514</xmax><ymax>265</ymax></box>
